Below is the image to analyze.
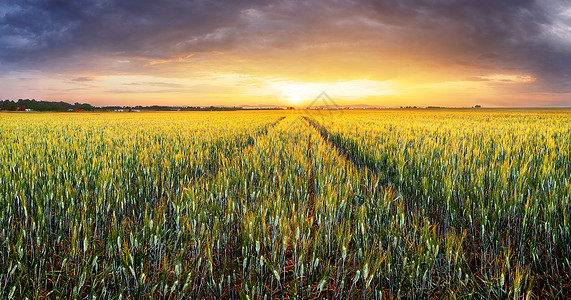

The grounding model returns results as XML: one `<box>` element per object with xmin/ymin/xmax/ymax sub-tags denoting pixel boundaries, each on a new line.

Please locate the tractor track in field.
<box><xmin>302</xmin><ymin>115</ymin><xmax>433</xmax><ymax>221</ymax></box>
<box><xmin>301</xmin><ymin>115</ymin><xmax>381</xmax><ymax>231</ymax></box>
<box><xmin>303</xmin><ymin>115</ymin><xmax>401</xmax><ymax>191</ymax></box>
<box><xmin>302</xmin><ymin>116</ymin><xmax>379</xmax><ymax>178</ymax></box>
<box><xmin>158</xmin><ymin>116</ymin><xmax>286</xmax><ymax>201</ymax></box>
<box><xmin>199</xmin><ymin>116</ymin><xmax>285</xmax><ymax>180</ymax></box>
<box><xmin>184</xmin><ymin>115</ymin><xmax>285</xmax><ymax>192</ymax></box>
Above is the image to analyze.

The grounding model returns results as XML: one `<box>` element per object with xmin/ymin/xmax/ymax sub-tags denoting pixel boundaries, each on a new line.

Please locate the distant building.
<box><xmin>474</xmin><ymin>105</ymin><xmax>482</xmax><ymax>108</ymax></box>
<box><xmin>286</xmin><ymin>106</ymin><xmax>295</xmax><ymax>110</ymax></box>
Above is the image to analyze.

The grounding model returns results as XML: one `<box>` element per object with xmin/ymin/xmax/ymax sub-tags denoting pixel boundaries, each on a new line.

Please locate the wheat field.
<box><xmin>0</xmin><ymin>110</ymin><xmax>569</xmax><ymax>298</ymax></box>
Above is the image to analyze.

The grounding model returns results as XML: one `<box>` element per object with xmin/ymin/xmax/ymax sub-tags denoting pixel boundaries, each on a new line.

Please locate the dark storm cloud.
<box><xmin>0</xmin><ymin>0</ymin><xmax>265</xmax><ymax>61</ymax></box>
<box><xmin>352</xmin><ymin>0</ymin><xmax>570</xmax><ymax>95</ymax></box>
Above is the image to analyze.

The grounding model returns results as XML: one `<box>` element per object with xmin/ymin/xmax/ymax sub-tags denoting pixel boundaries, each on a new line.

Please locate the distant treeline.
<box><xmin>100</xmin><ymin>105</ymin><xmax>249</xmax><ymax>111</ymax></box>
<box><xmin>1</xmin><ymin>99</ymin><xmax>94</xmax><ymax>111</ymax></box>
<box><xmin>0</xmin><ymin>99</ymin><xmax>280</xmax><ymax>112</ymax></box>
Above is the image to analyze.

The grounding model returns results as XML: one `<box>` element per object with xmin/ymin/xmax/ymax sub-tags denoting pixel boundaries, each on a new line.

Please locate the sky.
<box><xmin>1</xmin><ymin>0</ymin><xmax>570</xmax><ymax>107</ymax></box>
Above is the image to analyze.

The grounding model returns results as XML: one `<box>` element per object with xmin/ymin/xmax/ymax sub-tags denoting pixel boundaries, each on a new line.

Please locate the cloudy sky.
<box><xmin>1</xmin><ymin>0</ymin><xmax>570</xmax><ymax>107</ymax></box>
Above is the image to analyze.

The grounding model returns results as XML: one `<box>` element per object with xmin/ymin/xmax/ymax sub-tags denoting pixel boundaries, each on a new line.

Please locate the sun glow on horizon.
<box><xmin>2</xmin><ymin>68</ymin><xmax>565</xmax><ymax>108</ymax></box>
<box><xmin>250</xmin><ymin>79</ymin><xmax>400</xmax><ymax>105</ymax></box>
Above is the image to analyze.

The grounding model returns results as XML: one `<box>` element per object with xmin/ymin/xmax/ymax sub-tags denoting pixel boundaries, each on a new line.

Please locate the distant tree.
<box><xmin>0</xmin><ymin>99</ymin><xmax>94</xmax><ymax>111</ymax></box>
<box><xmin>1</xmin><ymin>100</ymin><xmax>17</xmax><ymax>110</ymax></box>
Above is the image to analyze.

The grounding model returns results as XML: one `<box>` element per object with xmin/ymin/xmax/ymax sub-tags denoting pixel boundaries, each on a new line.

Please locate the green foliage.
<box><xmin>0</xmin><ymin>99</ymin><xmax>94</xmax><ymax>111</ymax></box>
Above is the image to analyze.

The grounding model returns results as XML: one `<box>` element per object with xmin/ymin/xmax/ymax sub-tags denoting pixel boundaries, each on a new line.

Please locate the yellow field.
<box><xmin>0</xmin><ymin>110</ymin><xmax>569</xmax><ymax>298</ymax></box>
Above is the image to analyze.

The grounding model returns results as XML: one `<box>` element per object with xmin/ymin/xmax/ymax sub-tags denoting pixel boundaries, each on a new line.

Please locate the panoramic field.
<box><xmin>0</xmin><ymin>110</ymin><xmax>569</xmax><ymax>298</ymax></box>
